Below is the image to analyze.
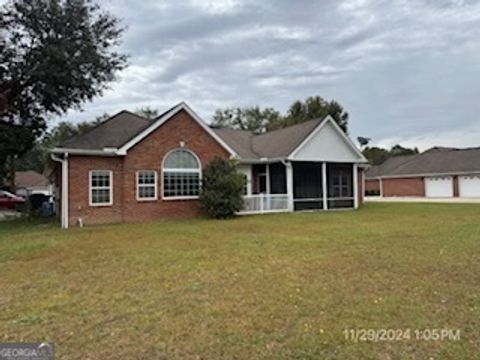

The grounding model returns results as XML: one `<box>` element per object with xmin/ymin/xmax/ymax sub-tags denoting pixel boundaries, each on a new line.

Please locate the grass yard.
<box><xmin>0</xmin><ymin>203</ymin><xmax>479</xmax><ymax>359</ymax></box>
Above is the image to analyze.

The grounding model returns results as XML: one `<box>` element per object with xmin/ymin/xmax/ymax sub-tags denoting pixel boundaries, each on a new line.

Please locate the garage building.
<box><xmin>365</xmin><ymin>147</ymin><xmax>480</xmax><ymax>198</ymax></box>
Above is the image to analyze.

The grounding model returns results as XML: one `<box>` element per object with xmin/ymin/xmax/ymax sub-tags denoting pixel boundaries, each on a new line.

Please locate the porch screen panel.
<box><xmin>327</xmin><ymin>163</ymin><xmax>354</xmax><ymax>209</ymax></box>
<box><xmin>269</xmin><ymin>163</ymin><xmax>286</xmax><ymax>194</ymax></box>
<box><xmin>293</xmin><ymin>162</ymin><xmax>323</xmax><ymax>210</ymax></box>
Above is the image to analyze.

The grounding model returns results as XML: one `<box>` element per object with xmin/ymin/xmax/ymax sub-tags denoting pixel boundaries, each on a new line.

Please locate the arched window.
<box><xmin>163</xmin><ymin>149</ymin><xmax>201</xmax><ymax>198</ymax></box>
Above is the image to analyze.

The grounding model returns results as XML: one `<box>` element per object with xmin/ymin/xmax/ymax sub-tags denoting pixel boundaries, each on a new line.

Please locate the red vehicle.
<box><xmin>0</xmin><ymin>190</ymin><xmax>26</xmax><ymax>209</ymax></box>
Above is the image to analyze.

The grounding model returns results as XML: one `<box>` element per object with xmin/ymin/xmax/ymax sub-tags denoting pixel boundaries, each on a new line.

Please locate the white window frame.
<box><xmin>162</xmin><ymin>149</ymin><xmax>202</xmax><ymax>200</ymax></box>
<box><xmin>136</xmin><ymin>170</ymin><xmax>158</xmax><ymax>201</ymax></box>
<box><xmin>89</xmin><ymin>170</ymin><xmax>113</xmax><ymax>206</ymax></box>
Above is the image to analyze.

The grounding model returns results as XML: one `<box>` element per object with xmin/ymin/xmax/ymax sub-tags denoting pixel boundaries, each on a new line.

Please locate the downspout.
<box><xmin>50</xmin><ymin>153</ymin><xmax>69</xmax><ymax>229</ymax></box>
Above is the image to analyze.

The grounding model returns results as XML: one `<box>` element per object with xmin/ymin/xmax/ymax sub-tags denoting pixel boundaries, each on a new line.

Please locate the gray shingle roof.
<box><xmin>61</xmin><ymin>110</ymin><xmax>152</xmax><ymax>150</ymax></box>
<box><xmin>213</xmin><ymin>117</ymin><xmax>326</xmax><ymax>160</ymax></box>
<box><xmin>365</xmin><ymin>154</ymin><xmax>418</xmax><ymax>178</ymax></box>
<box><xmin>210</xmin><ymin>128</ymin><xmax>257</xmax><ymax>159</ymax></box>
<box><xmin>58</xmin><ymin>105</ymin><xmax>327</xmax><ymax>160</ymax></box>
<box><xmin>253</xmin><ymin>118</ymin><xmax>325</xmax><ymax>158</ymax></box>
<box><xmin>366</xmin><ymin>147</ymin><xmax>480</xmax><ymax>178</ymax></box>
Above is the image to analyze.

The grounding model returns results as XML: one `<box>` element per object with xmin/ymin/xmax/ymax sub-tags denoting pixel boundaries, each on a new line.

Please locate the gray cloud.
<box><xmin>60</xmin><ymin>0</ymin><xmax>480</xmax><ymax>150</ymax></box>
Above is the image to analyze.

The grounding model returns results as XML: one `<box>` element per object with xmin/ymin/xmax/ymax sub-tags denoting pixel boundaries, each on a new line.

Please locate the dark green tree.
<box><xmin>199</xmin><ymin>157</ymin><xmax>245</xmax><ymax>219</ymax></box>
<box><xmin>16</xmin><ymin>116</ymin><xmax>108</xmax><ymax>176</ymax></box>
<box><xmin>212</xmin><ymin>106</ymin><xmax>282</xmax><ymax>133</ymax></box>
<box><xmin>390</xmin><ymin>144</ymin><xmax>419</xmax><ymax>156</ymax></box>
<box><xmin>135</xmin><ymin>106</ymin><xmax>159</xmax><ymax>120</ymax></box>
<box><xmin>212</xmin><ymin>96</ymin><xmax>349</xmax><ymax>133</ymax></box>
<box><xmin>0</xmin><ymin>0</ymin><xmax>127</xmax><ymax>186</ymax></box>
<box><xmin>362</xmin><ymin>146</ymin><xmax>391</xmax><ymax>166</ymax></box>
<box><xmin>362</xmin><ymin>144</ymin><xmax>419</xmax><ymax>165</ymax></box>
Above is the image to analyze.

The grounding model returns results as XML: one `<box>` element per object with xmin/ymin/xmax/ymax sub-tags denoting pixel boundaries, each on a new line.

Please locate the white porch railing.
<box><xmin>239</xmin><ymin>194</ymin><xmax>290</xmax><ymax>215</ymax></box>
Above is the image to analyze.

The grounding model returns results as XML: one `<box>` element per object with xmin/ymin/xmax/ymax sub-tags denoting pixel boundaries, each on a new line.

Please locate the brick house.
<box><xmin>51</xmin><ymin>102</ymin><xmax>367</xmax><ymax>228</ymax></box>
<box><xmin>365</xmin><ymin>147</ymin><xmax>480</xmax><ymax>198</ymax></box>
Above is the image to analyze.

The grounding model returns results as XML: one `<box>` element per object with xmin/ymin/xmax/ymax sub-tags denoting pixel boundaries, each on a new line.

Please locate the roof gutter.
<box><xmin>51</xmin><ymin>147</ymin><xmax>119</xmax><ymax>156</ymax></box>
<box><xmin>50</xmin><ymin>153</ymin><xmax>69</xmax><ymax>229</ymax></box>
<box><xmin>367</xmin><ymin>170</ymin><xmax>480</xmax><ymax>180</ymax></box>
<box><xmin>238</xmin><ymin>157</ymin><xmax>286</xmax><ymax>164</ymax></box>
<box><xmin>239</xmin><ymin>157</ymin><xmax>369</xmax><ymax>165</ymax></box>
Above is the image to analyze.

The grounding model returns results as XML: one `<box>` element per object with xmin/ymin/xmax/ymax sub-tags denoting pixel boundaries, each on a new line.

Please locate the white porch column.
<box><xmin>379</xmin><ymin>177</ymin><xmax>383</xmax><ymax>197</ymax></box>
<box><xmin>285</xmin><ymin>161</ymin><xmax>294</xmax><ymax>211</ymax></box>
<box><xmin>353</xmin><ymin>163</ymin><xmax>359</xmax><ymax>209</ymax></box>
<box><xmin>238</xmin><ymin>164</ymin><xmax>252</xmax><ymax>196</ymax></box>
<box><xmin>322</xmin><ymin>162</ymin><xmax>328</xmax><ymax>210</ymax></box>
<box><xmin>266</xmin><ymin>163</ymin><xmax>271</xmax><ymax>194</ymax></box>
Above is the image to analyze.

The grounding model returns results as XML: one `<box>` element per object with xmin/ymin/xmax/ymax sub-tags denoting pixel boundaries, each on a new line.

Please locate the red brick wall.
<box><xmin>382</xmin><ymin>177</ymin><xmax>425</xmax><ymax>197</ymax></box>
<box><xmin>365</xmin><ymin>179</ymin><xmax>380</xmax><ymax>193</ymax></box>
<box><xmin>122</xmin><ymin>109</ymin><xmax>230</xmax><ymax>222</ymax></box>
<box><xmin>66</xmin><ymin>109</ymin><xmax>230</xmax><ymax>226</ymax></box>
<box><xmin>68</xmin><ymin>156</ymin><xmax>124</xmax><ymax>225</ymax></box>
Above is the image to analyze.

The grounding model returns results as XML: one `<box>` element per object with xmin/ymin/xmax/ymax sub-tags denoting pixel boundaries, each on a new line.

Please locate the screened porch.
<box><xmin>239</xmin><ymin>161</ymin><xmax>359</xmax><ymax>214</ymax></box>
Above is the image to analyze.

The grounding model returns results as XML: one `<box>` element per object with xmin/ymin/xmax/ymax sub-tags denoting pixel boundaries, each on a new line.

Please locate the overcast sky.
<box><xmin>60</xmin><ymin>0</ymin><xmax>480</xmax><ymax>150</ymax></box>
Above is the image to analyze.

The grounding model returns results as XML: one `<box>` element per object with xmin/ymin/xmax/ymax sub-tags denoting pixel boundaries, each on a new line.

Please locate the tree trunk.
<box><xmin>7</xmin><ymin>155</ymin><xmax>16</xmax><ymax>193</ymax></box>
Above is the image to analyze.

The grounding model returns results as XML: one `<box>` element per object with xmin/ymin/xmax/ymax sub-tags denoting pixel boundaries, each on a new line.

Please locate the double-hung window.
<box><xmin>137</xmin><ymin>170</ymin><xmax>157</xmax><ymax>201</ymax></box>
<box><xmin>163</xmin><ymin>149</ymin><xmax>201</xmax><ymax>199</ymax></box>
<box><xmin>89</xmin><ymin>170</ymin><xmax>113</xmax><ymax>206</ymax></box>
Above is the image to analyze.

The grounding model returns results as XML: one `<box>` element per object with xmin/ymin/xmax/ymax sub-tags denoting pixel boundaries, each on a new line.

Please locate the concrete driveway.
<box><xmin>365</xmin><ymin>196</ymin><xmax>480</xmax><ymax>204</ymax></box>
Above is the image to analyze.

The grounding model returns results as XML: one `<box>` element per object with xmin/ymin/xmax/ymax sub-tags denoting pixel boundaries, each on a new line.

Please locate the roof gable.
<box><xmin>116</xmin><ymin>102</ymin><xmax>237</xmax><ymax>156</ymax></box>
<box><xmin>288</xmin><ymin>116</ymin><xmax>367</xmax><ymax>162</ymax></box>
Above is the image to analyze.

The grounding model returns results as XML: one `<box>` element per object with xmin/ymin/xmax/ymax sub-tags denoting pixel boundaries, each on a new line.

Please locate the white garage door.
<box><xmin>459</xmin><ymin>175</ymin><xmax>480</xmax><ymax>197</ymax></box>
<box><xmin>425</xmin><ymin>176</ymin><xmax>453</xmax><ymax>197</ymax></box>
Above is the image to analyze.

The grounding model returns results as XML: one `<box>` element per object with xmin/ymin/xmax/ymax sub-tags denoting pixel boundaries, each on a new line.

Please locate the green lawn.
<box><xmin>1</xmin><ymin>203</ymin><xmax>479</xmax><ymax>359</ymax></box>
